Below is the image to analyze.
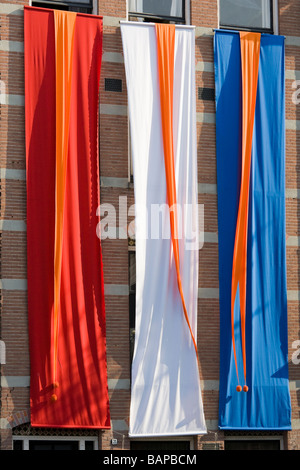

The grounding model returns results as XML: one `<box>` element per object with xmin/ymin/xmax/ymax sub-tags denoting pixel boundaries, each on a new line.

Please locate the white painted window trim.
<box><xmin>0</xmin><ymin>340</ymin><xmax>6</xmax><ymax>365</ymax></box>
<box><xmin>185</xmin><ymin>0</ymin><xmax>191</xmax><ymax>25</ymax></box>
<box><xmin>92</xmin><ymin>0</ymin><xmax>97</xmax><ymax>15</ymax></box>
<box><xmin>12</xmin><ymin>435</ymin><xmax>98</xmax><ymax>450</ymax></box>
<box><xmin>273</xmin><ymin>0</ymin><xmax>279</xmax><ymax>35</ymax></box>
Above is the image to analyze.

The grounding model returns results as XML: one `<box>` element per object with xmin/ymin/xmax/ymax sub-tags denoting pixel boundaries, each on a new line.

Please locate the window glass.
<box><xmin>32</xmin><ymin>0</ymin><xmax>93</xmax><ymax>14</ymax></box>
<box><xmin>84</xmin><ymin>440</ymin><xmax>95</xmax><ymax>450</ymax></box>
<box><xmin>219</xmin><ymin>0</ymin><xmax>272</xmax><ymax>32</ymax></box>
<box><xmin>13</xmin><ymin>440</ymin><xmax>23</xmax><ymax>450</ymax></box>
<box><xmin>29</xmin><ymin>440</ymin><xmax>79</xmax><ymax>450</ymax></box>
<box><xmin>128</xmin><ymin>0</ymin><xmax>185</xmax><ymax>23</ymax></box>
<box><xmin>131</xmin><ymin>440</ymin><xmax>190</xmax><ymax>450</ymax></box>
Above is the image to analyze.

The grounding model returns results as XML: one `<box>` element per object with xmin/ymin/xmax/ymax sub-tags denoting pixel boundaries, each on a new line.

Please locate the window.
<box><xmin>224</xmin><ymin>432</ymin><xmax>284</xmax><ymax>450</ymax></box>
<box><xmin>31</xmin><ymin>0</ymin><xmax>94</xmax><ymax>14</ymax></box>
<box><xmin>219</xmin><ymin>0</ymin><xmax>274</xmax><ymax>33</ymax></box>
<box><xmin>12</xmin><ymin>424</ymin><xmax>99</xmax><ymax>450</ymax></box>
<box><xmin>13</xmin><ymin>436</ymin><xmax>98</xmax><ymax>450</ymax></box>
<box><xmin>128</xmin><ymin>0</ymin><xmax>186</xmax><ymax>24</ymax></box>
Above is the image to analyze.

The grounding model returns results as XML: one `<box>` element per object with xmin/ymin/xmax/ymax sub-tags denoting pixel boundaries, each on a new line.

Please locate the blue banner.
<box><xmin>214</xmin><ymin>30</ymin><xmax>291</xmax><ymax>430</ymax></box>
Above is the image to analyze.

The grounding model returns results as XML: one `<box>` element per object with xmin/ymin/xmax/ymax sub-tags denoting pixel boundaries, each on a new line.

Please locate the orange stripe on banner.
<box><xmin>155</xmin><ymin>23</ymin><xmax>198</xmax><ymax>358</ymax></box>
<box><xmin>52</xmin><ymin>10</ymin><xmax>76</xmax><ymax>397</ymax></box>
<box><xmin>231</xmin><ymin>32</ymin><xmax>260</xmax><ymax>392</ymax></box>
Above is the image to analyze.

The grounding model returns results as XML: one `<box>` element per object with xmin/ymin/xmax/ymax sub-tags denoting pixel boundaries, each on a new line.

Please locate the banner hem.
<box><xmin>129</xmin><ymin>431</ymin><xmax>207</xmax><ymax>438</ymax></box>
<box><xmin>213</xmin><ymin>28</ymin><xmax>285</xmax><ymax>39</ymax></box>
<box><xmin>120</xmin><ymin>20</ymin><xmax>195</xmax><ymax>30</ymax></box>
<box><xmin>218</xmin><ymin>426</ymin><xmax>292</xmax><ymax>431</ymax></box>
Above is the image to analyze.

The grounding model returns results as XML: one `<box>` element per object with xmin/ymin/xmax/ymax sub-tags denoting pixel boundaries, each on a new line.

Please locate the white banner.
<box><xmin>121</xmin><ymin>21</ymin><xmax>206</xmax><ymax>437</ymax></box>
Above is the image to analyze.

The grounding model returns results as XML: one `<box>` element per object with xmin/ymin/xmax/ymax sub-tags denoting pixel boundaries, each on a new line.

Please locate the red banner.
<box><xmin>24</xmin><ymin>6</ymin><xmax>110</xmax><ymax>428</ymax></box>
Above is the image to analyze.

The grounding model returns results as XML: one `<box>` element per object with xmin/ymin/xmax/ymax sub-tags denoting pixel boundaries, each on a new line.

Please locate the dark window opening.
<box><xmin>225</xmin><ymin>439</ymin><xmax>281</xmax><ymax>451</ymax></box>
<box><xmin>84</xmin><ymin>440</ymin><xmax>95</xmax><ymax>450</ymax></box>
<box><xmin>28</xmin><ymin>440</ymin><xmax>80</xmax><ymax>450</ymax></box>
<box><xmin>105</xmin><ymin>78</ymin><xmax>123</xmax><ymax>93</ymax></box>
<box><xmin>129</xmin><ymin>251</ymin><xmax>136</xmax><ymax>365</ymax></box>
<box><xmin>198</xmin><ymin>87</ymin><xmax>215</xmax><ymax>102</ymax></box>
<box><xmin>13</xmin><ymin>440</ymin><xmax>23</xmax><ymax>450</ymax></box>
<box><xmin>131</xmin><ymin>440</ymin><xmax>190</xmax><ymax>450</ymax></box>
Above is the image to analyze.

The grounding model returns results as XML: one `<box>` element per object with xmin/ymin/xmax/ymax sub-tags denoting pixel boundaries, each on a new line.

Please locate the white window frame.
<box><xmin>272</xmin><ymin>0</ymin><xmax>278</xmax><ymax>34</ymax></box>
<box><xmin>12</xmin><ymin>435</ymin><xmax>99</xmax><ymax>450</ymax></box>
<box><xmin>218</xmin><ymin>0</ymin><xmax>278</xmax><ymax>35</ymax></box>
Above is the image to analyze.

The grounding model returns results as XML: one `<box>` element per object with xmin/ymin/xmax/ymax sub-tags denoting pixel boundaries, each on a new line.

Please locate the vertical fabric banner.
<box><xmin>214</xmin><ymin>30</ymin><xmax>291</xmax><ymax>429</ymax></box>
<box><xmin>121</xmin><ymin>22</ymin><xmax>206</xmax><ymax>437</ymax></box>
<box><xmin>25</xmin><ymin>6</ymin><xmax>110</xmax><ymax>428</ymax></box>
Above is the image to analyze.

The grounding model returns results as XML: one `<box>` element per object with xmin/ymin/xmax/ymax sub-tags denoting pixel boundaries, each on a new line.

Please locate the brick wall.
<box><xmin>0</xmin><ymin>0</ymin><xmax>299</xmax><ymax>451</ymax></box>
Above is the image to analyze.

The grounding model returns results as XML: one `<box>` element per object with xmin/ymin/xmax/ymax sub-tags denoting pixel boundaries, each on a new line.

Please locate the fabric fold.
<box><xmin>231</xmin><ymin>32</ymin><xmax>260</xmax><ymax>391</ymax></box>
<box><xmin>52</xmin><ymin>9</ymin><xmax>76</xmax><ymax>396</ymax></box>
<box><xmin>121</xmin><ymin>21</ymin><xmax>206</xmax><ymax>437</ymax></box>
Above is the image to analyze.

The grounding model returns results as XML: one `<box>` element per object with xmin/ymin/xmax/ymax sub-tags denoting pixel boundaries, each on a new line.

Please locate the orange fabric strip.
<box><xmin>53</xmin><ymin>10</ymin><xmax>76</xmax><ymax>389</ymax></box>
<box><xmin>231</xmin><ymin>32</ymin><xmax>260</xmax><ymax>389</ymax></box>
<box><xmin>155</xmin><ymin>23</ymin><xmax>198</xmax><ymax>358</ymax></box>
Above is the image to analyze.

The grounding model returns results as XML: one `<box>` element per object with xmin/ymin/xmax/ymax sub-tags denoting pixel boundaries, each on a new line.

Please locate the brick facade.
<box><xmin>0</xmin><ymin>0</ymin><xmax>299</xmax><ymax>451</ymax></box>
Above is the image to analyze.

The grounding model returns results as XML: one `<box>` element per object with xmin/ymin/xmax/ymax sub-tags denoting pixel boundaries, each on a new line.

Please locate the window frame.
<box><xmin>128</xmin><ymin>0</ymin><xmax>187</xmax><ymax>25</ymax></box>
<box><xmin>30</xmin><ymin>0</ymin><xmax>97</xmax><ymax>15</ymax></box>
<box><xmin>218</xmin><ymin>0</ymin><xmax>277</xmax><ymax>35</ymax></box>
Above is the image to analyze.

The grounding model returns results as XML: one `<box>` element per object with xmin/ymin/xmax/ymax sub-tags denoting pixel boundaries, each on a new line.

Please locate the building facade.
<box><xmin>0</xmin><ymin>0</ymin><xmax>300</xmax><ymax>451</ymax></box>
